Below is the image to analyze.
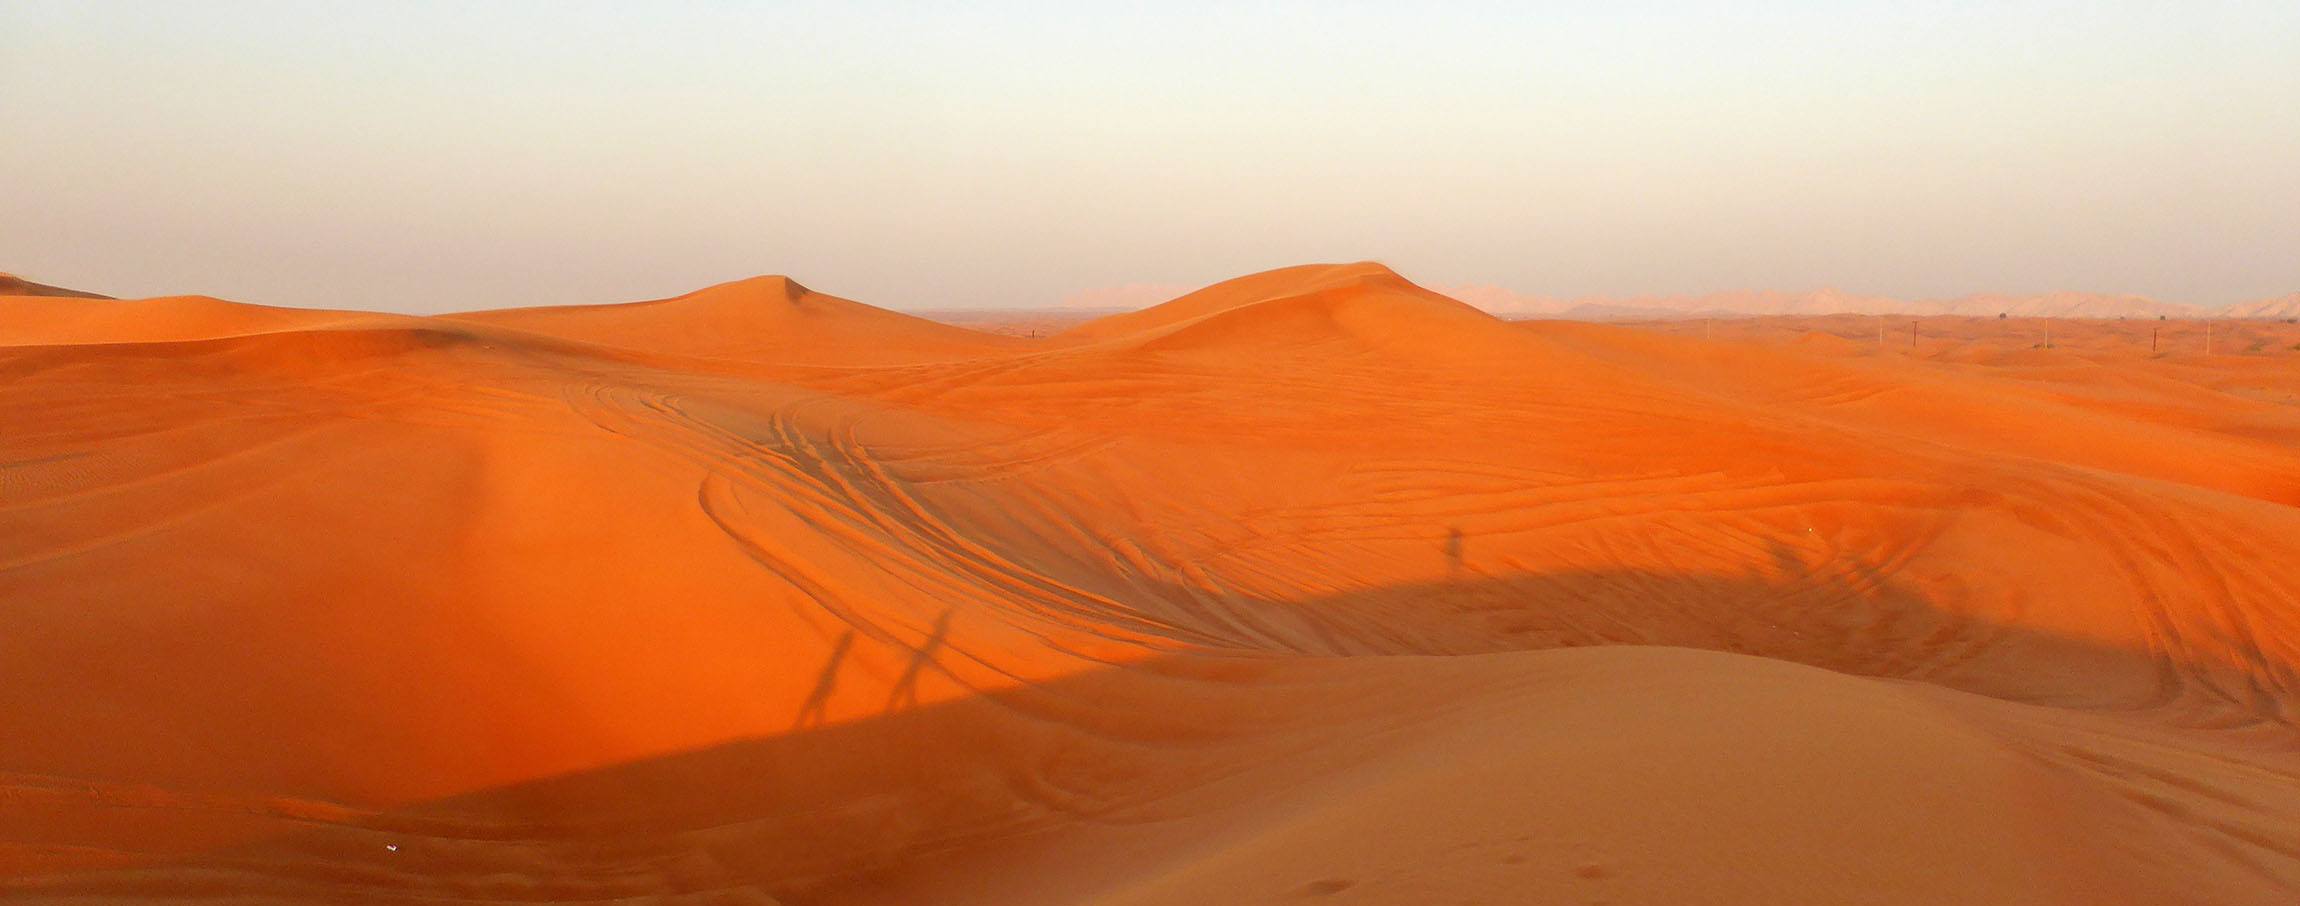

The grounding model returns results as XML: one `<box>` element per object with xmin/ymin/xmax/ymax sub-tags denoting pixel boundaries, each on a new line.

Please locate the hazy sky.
<box><xmin>5</xmin><ymin>2</ymin><xmax>2297</xmax><ymax>312</ymax></box>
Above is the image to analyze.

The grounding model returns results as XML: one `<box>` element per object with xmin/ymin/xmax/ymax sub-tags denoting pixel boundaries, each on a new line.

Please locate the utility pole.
<box><xmin>2206</xmin><ymin>321</ymin><xmax>2214</xmax><ymax>356</ymax></box>
<box><xmin>2152</xmin><ymin>325</ymin><xmax>2159</xmax><ymax>352</ymax></box>
<box><xmin>1910</xmin><ymin>320</ymin><xmax>1917</xmax><ymax>348</ymax></box>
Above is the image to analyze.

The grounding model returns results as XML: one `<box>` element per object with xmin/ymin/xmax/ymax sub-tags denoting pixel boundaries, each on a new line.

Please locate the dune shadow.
<box><xmin>6</xmin><ymin>560</ymin><xmax>2294</xmax><ymax>903</ymax></box>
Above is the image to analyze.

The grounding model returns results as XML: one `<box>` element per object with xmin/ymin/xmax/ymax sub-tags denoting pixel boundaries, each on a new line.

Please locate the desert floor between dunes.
<box><xmin>5</xmin><ymin>263</ymin><xmax>2300</xmax><ymax>904</ymax></box>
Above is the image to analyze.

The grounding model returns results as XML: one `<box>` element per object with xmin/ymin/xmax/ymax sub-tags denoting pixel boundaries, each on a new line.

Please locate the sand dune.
<box><xmin>0</xmin><ymin>273</ymin><xmax>111</xmax><ymax>300</ymax></box>
<box><xmin>5</xmin><ymin>264</ymin><xmax>2299</xmax><ymax>904</ymax></box>
<box><xmin>0</xmin><ymin>292</ymin><xmax>402</xmax><ymax>347</ymax></box>
<box><xmin>1240</xmin><ymin>282</ymin><xmax>2299</xmax><ymax>321</ymax></box>
<box><xmin>446</xmin><ymin>275</ymin><xmax>1027</xmax><ymax>366</ymax></box>
<box><xmin>1059</xmin><ymin>262</ymin><xmax>1527</xmax><ymax>364</ymax></box>
<box><xmin>2224</xmin><ymin>293</ymin><xmax>2300</xmax><ymax>320</ymax></box>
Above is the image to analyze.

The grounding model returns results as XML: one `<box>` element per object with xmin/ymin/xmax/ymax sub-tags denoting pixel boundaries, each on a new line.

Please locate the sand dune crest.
<box><xmin>448</xmin><ymin>274</ymin><xmax>1025</xmax><ymax>366</ymax></box>
<box><xmin>4</xmin><ymin>265</ymin><xmax>2298</xmax><ymax>904</ymax></box>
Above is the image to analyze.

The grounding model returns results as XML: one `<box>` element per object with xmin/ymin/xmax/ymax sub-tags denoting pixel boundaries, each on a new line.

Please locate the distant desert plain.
<box><xmin>5</xmin><ymin>263</ymin><xmax>2300</xmax><ymax>904</ymax></box>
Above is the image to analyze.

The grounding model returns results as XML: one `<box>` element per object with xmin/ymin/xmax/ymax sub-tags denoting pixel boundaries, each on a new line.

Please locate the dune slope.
<box><xmin>4</xmin><ymin>264</ymin><xmax>2299</xmax><ymax>904</ymax></box>
<box><xmin>0</xmin><ymin>273</ymin><xmax>111</xmax><ymax>300</ymax></box>
<box><xmin>445</xmin><ymin>275</ymin><xmax>1026</xmax><ymax>366</ymax></box>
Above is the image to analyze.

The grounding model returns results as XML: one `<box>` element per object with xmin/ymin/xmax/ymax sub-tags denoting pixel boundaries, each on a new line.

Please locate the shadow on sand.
<box><xmin>6</xmin><ymin>556</ymin><xmax>2292</xmax><ymax>904</ymax></box>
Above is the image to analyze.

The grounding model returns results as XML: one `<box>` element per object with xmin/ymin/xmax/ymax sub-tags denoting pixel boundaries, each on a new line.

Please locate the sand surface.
<box><xmin>0</xmin><ymin>275</ymin><xmax>111</xmax><ymax>301</ymax></box>
<box><xmin>5</xmin><ymin>263</ymin><xmax>2299</xmax><ymax>904</ymax></box>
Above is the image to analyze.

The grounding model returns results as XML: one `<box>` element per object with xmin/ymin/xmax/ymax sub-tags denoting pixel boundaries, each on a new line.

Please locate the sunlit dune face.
<box><xmin>4</xmin><ymin>266</ymin><xmax>2300</xmax><ymax>902</ymax></box>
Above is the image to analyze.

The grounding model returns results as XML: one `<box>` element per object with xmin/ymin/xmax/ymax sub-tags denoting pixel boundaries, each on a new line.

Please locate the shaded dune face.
<box><xmin>0</xmin><ymin>274</ymin><xmax>111</xmax><ymax>300</ymax></box>
<box><xmin>4</xmin><ymin>264</ymin><xmax>2300</xmax><ymax>905</ymax></box>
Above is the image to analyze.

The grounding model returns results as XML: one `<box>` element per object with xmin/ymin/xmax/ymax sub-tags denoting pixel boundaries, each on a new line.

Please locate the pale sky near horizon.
<box><xmin>5</xmin><ymin>1</ymin><xmax>2297</xmax><ymax>312</ymax></box>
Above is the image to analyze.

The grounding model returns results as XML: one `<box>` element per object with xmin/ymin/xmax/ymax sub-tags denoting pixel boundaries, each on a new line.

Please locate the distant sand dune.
<box><xmin>1065</xmin><ymin>277</ymin><xmax>2300</xmax><ymax>320</ymax></box>
<box><xmin>0</xmin><ymin>273</ymin><xmax>111</xmax><ymax>300</ymax></box>
<box><xmin>446</xmin><ymin>275</ymin><xmax>1027</xmax><ymax>366</ymax></box>
<box><xmin>4</xmin><ymin>264</ymin><xmax>2299</xmax><ymax>904</ymax></box>
<box><xmin>0</xmin><ymin>293</ymin><xmax>399</xmax><ymax>346</ymax></box>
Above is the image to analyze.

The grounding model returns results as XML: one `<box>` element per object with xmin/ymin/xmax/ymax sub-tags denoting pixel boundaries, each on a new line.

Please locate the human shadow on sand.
<box><xmin>8</xmin><ymin>557</ymin><xmax>2294</xmax><ymax>903</ymax></box>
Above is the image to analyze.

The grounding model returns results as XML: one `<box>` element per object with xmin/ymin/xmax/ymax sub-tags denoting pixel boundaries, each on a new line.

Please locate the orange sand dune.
<box><xmin>445</xmin><ymin>275</ymin><xmax>1028</xmax><ymax>366</ymax></box>
<box><xmin>1058</xmin><ymin>262</ymin><xmax>1524</xmax><ymax>364</ymax></box>
<box><xmin>5</xmin><ymin>264</ymin><xmax>2300</xmax><ymax>904</ymax></box>
<box><xmin>0</xmin><ymin>274</ymin><xmax>111</xmax><ymax>300</ymax></box>
<box><xmin>0</xmin><ymin>292</ymin><xmax>404</xmax><ymax>346</ymax></box>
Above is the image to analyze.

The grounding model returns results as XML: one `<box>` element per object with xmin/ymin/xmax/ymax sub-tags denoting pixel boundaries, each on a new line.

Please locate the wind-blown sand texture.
<box><xmin>5</xmin><ymin>263</ymin><xmax>2299</xmax><ymax>904</ymax></box>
